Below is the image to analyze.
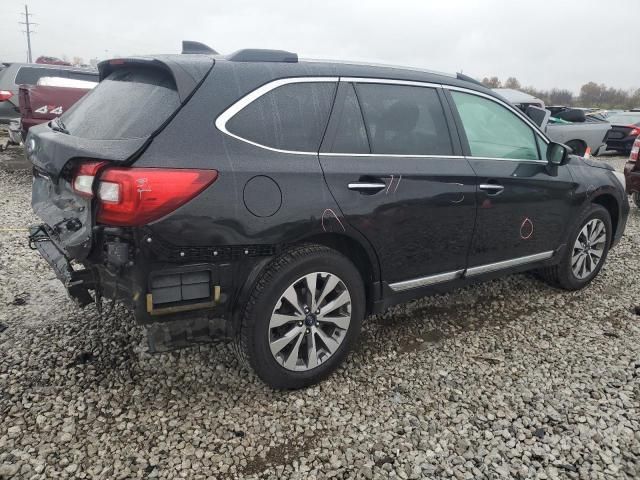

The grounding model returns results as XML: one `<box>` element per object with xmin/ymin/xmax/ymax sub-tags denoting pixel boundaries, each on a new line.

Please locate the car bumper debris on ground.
<box><xmin>0</xmin><ymin>151</ymin><xmax>639</xmax><ymax>479</ymax></box>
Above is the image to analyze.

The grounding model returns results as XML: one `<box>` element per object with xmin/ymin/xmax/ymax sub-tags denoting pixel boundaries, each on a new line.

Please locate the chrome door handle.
<box><xmin>479</xmin><ymin>183</ymin><xmax>504</xmax><ymax>195</ymax></box>
<box><xmin>348</xmin><ymin>182</ymin><xmax>387</xmax><ymax>192</ymax></box>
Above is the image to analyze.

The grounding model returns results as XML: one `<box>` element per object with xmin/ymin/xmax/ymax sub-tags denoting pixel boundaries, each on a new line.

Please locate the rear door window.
<box><xmin>451</xmin><ymin>91</ymin><xmax>540</xmax><ymax>160</ymax></box>
<box><xmin>61</xmin><ymin>66</ymin><xmax>180</xmax><ymax>140</ymax></box>
<box><xmin>226</xmin><ymin>82</ymin><xmax>336</xmax><ymax>152</ymax></box>
<box><xmin>355</xmin><ymin>83</ymin><xmax>453</xmax><ymax>156</ymax></box>
<box><xmin>330</xmin><ymin>83</ymin><xmax>370</xmax><ymax>154</ymax></box>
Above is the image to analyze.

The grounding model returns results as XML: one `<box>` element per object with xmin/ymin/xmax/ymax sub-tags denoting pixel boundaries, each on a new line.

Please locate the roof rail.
<box><xmin>182</xmin><ymin>40</ymin><xmax>218</xmax><ymax>55</ymax></box>
<box><xmin>456</xmin><ymin>72</ymin><xmax>484</xmax><ymax>87</ymax></box>
<box><xmin>227</xmin><ymin>49</ymin><xmax>298</xmax><ymax>63</ymax></box>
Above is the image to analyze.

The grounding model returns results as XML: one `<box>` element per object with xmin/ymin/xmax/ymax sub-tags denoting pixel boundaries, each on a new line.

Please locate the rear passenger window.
<box><xmin>330</xmin><ymin>84</ymin><xmax>369</xmax><ymax>154</ymax></box>
<box><xmin>227</xmin><ymin>82</ymin><xmax>336</xmax><ymax>152</ymax></box>
<box><xmin>15</xmin><ymin>67</ymin><xmax>61</xmax><ymax>85</ymax></box>
<box><xmin>355</xmin><ymin>83</ymin><xmax>453</xmax><ymax>155</ymax></box>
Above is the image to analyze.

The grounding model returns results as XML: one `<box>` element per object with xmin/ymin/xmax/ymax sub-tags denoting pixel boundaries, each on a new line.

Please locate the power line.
<box><xmin>19</xmin><ymin>4</ymin><xmax>37</xmax><ymax>63</ymax></box>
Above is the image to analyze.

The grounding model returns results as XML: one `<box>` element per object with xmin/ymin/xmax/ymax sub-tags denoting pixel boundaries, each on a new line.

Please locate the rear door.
<box><xmin>320</xmin><ymin>79</ymin><xmax>477</xmax><ymax>289</ymax></box>
<box><xmin>446</xmin><ymin>88</ymin><xmax>576</xmax><ymax>274</ymax></box>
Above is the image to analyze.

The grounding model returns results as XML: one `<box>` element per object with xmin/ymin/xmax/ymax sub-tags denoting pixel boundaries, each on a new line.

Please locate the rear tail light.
<box><xmin>0</xmin><ymin>90</ymin><xmax>13</xmax><ymax>102</ymax></box>
<box><xmin>630</xmin><ymin>138</ymin><xmax>640</xmax><ymax>162</ymax></box>
<box><xmin>71</xmin><ymin>163</ymin><xmax>218</xmax><ymax>226</ymax></box>
<box><xmin>72</xmin><ymin>161</ymin><xmax>108</xmax><ymax>197</ymax></box>
<box><xmin>95</xmin><ymin>167</ymin><xmax>218</xmax><ymax>226</ymax></box>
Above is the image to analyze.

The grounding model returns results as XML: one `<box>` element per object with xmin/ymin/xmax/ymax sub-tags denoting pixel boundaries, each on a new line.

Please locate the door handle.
<box><xmin>348</xmin><ymin>182</ymin><xmax>387</xmax><ymax>193</ymax></box>
<box><xmin>479</xmin><ymin>183</ymin><xmax>504</xmax><ymax>195</ymax></box>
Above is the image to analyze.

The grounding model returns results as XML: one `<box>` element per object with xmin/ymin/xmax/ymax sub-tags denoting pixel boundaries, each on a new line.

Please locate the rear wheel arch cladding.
<box><xmin>230</xmin><ymin>256</ymin><xmax>274</xmax><ymax>332</ymax></box>
<box><xmin>296</xmin><ymin>233</ymin><xmax>380</xmax><ymax>313</ymax></box>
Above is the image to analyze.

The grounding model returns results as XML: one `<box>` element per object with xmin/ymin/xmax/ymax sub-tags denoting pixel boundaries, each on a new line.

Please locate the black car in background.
<box><xmin>605</xmin><ymin>111</ymin><xmax>640</xmax><ymax>154</ymax></box>
<box><xmin>0</xmin><ymin>62</ymin><xmax>98</xmax><ymax>124</ymax></box>
<box><xmin>27</xmin><ymin>47</ymin><xmax>629</xmax><ymax>388</ymax></box>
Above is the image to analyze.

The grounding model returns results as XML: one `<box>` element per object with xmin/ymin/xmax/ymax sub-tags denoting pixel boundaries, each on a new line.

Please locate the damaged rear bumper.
<box><xmin>29</xmin><ymin>224</ymin><xmax>95</xmax><ymax>306</ymax></box>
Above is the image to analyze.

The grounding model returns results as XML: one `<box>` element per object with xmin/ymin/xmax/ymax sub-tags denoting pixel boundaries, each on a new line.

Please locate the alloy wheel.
<box><xmin>268</xmin><ymin>272</ymin><xmax>352</xmax><ymax>371</ymax></box>
<box><xmin>571</xmin><ymin>218</ymin><xmax>607</xmax><ymax>280</ymax></box>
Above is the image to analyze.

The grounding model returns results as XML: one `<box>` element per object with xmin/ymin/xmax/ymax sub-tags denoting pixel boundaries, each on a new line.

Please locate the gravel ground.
<box><xmin>1</xmin><ymin>151</ymin><xmax>639</xmax><ymax>479</ymax></box>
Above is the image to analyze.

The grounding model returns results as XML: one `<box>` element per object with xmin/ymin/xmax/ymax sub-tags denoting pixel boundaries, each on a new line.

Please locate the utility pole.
<box><xmin>19</xmin><ymin>4</ymin><xmax>36</xmax><ymax>63</ymax></box>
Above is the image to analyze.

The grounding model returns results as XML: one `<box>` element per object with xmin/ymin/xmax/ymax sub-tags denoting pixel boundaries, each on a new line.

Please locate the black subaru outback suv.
<box><xmin>27</xmin><ymin>45</ymin><xmax>629</xmax><ymax>388</ymax></box>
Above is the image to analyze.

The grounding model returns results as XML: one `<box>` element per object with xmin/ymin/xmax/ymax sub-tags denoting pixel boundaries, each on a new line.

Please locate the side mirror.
<box><xmin>547</xmin><ymin>142</ymin><xmax>569</xmax><ymax>165</ymax></box>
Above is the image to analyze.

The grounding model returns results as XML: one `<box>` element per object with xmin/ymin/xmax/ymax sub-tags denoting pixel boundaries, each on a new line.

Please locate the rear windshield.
<box><xmin>61</xmin><ymin>67</ymin><xmax>180</xmax><ymax>140</ymax></box>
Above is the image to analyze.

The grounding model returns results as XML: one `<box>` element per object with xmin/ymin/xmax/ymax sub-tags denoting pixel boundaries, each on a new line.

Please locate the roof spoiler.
<box><xmin>182</xmin><ymin>40</ymin><xmax>219</xmax><ymax>55</ymax></box>
<box><xmin>98</xmin><ymin>56</ymin><xmax>214</xmax><ymax>103</ymax></box>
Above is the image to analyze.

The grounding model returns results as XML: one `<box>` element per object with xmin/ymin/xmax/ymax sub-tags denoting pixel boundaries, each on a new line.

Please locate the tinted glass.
<box><xmin>67</xmin><ymin>71</ymin><xmax>99</xmax><ymax>82</ymax></box>
<box><xmin>15</xmin><ymin>67</ymin><xmax>64</xmax><ymax>85</ymax></box>
<box><xmin>227</xmin><ymin>82</ymin><xmax>336</xmax><ymax>152</ymax></box>
<box><xmin>451</xmin><ymin>91</ymin><xmax>539</xmax><ymax>160</ymax></box>
<box><xmin>331</xmin><ymin>84</ymin><xmax>369</xmax><ymax>154</ymax></box>
<box><xmin>355</xmin><ymin>83</ymin><xmax>452</xmax><ymax>155</ymax></box>
<box><xmin>62</xmin><ymin>67</ymin><xmax>180</xmax><ymax>140</ymax></box>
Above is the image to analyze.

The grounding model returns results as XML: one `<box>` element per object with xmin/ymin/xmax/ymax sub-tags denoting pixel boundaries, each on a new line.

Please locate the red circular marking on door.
<box><xmin>520</xmin><ymin>217</ymin><xmax>534</xmax><ymax>240</ymax></box>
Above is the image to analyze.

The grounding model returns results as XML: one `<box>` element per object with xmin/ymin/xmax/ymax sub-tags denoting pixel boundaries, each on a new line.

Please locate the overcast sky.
<box><xmin>1</xmin><ymin>0</ymin><xmax>638</xmax><ymax>93</ymax></box>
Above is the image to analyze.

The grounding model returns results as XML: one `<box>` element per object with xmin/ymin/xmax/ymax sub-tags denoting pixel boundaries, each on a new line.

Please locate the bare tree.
<box><xmin>481</xmin><ymin>76</ymin><xmax>502</xmax><ymax>88</ymax></box>
<box><xmin>504</xmin><ymin>77</ymin><xmax>521</xmax><ymax>89</ymax></box>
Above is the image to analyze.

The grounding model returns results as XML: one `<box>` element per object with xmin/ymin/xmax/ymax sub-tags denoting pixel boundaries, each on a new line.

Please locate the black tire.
<box><xmin>632</xmin><ymin>192</ymin><xmax>640</xmax><ymax>209</ymax></box>
<box><xmin>539</xmin><ymin>204</ymin><xmax>612</xmax><ymax>290</ymax></box>
<box><xmin>234</xmin><ymin>244</ymin><xmax>365</xmax><ymax>389</ymax></box>
<box><xmin>566</xmin><ymin>140</ymin><xmax>587</xmax><ymax>157</ymax></box>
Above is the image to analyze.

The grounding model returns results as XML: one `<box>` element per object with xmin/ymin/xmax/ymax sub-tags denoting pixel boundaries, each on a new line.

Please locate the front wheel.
<box><xmin>539</xmin><ymin>204</ymin><xmax>612</xmax><ymax>290</ymax></box>
<box><xmin>235</xmin><ymin>244</ymin><xmax>365</xmax><ymax>389</ymax></box>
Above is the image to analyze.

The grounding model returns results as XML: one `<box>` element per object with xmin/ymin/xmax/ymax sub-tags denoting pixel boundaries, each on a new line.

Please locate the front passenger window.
<box><xmin>451</xmin><ymin>91</ymin><xmax>540</xmax><ymax>160</ymax></box>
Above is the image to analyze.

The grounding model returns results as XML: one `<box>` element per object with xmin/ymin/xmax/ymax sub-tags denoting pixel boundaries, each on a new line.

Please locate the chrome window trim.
<box><xmin>466</xmin><ymin>156</ymin><xmax>548</xmax><ymax>165</ymax></box>
<box><xmin>340</xmin><ymin>77</ymin><xmax>442</xmax><ymax>89</ymax></box>
<box><xmin>465</xmin><ymin>251</ymin><xmax>554</xmax><ymax>277</ymax></box>
<box><xmin>389</xmin><ymin>270</ymin><xmax>464</xmax><ymax>292</ymax></box>
<box><xmin>389</xmin><ymin>250</ymin><xmax>554</xmax><ymax>292</ymax></box>
<box><xmin>214</xmin><ymin>75</ymin><xmax>552</xmax><ymax>161</ymax></box>
<box><xmin>319</xmin><ymin>153</ymin><xmax>466</xmax><ymax>159</ymax></box>
<box><xmin>214</xmin><ymin>76</ymin><xmax>339</xmax><ymax>156</ymax></box>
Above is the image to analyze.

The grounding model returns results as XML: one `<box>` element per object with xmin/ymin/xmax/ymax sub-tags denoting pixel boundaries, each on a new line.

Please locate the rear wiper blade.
<box><xmin>50</xmin><ymin>117</ymin><xmax>69</xmax><ymax>135</ymax></box>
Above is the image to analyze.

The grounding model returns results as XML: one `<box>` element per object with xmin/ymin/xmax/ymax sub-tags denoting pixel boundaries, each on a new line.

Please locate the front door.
<box><xmin>447</xmin><ymin>89</ymin><xmax>576</xmax><ymax>272</ymax></box>
<box><xmin>319</xmin><ymin>80</ymin><xmax>477</xmax><ymax>288</ymax></box>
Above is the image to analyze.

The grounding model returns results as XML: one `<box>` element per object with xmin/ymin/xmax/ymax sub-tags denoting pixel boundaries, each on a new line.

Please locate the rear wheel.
<box><xmin>539</xmin><ymin>204</ymin><xmax>611</xmax><ymax>290</ymax></box>
<box><xmin>235</xmin><ymin>244</ymin><xmax>364</xmax><ymax>389</ymax></box>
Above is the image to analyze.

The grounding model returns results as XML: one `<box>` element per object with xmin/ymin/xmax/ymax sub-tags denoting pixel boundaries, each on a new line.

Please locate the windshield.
<box><xmin>607</xmin><ymin>113</ymin><xmax>640</xmax><ymax>125</ymax></box>
<box><xmin>61</xmin><ymin>66</ymin><xmax>180</xmax><ymax>140</ymax></box>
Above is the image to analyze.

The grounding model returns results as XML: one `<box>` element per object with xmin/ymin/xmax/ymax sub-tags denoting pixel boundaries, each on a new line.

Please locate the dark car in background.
<box><xmin>27</xmin><ymin>48</ymin><xmax>629</xmax><ymax>388</ymax></box>
<box><xmin>624</xmin><ymin>138</ymin><xmax>640</xmax><ymax>207</ymax></box>
<box><xmin>605</xmin><ymin>112</ymin><xmax>640</xmax><ymax>154</ymax></box>
<box><xmin>0</xmin><ymin>62</ymin><xmax>97</xmax><ymax>124</ymax></box>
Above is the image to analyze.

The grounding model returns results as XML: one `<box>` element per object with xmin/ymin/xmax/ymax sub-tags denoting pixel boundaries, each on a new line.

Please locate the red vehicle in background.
<box><xmin>35</xmin><ymin>56</ymin><xmax>72</xmax><ymax>66</ymax></box>
<box><xmin>624</xmin><ymin>138</ymin><xmax>640</xmax><ymax>207</ymax></box>
<box><xmin>8</xmin><ymin>77</ymin><xmax>95</xmax><ymax>144</ymax></box>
